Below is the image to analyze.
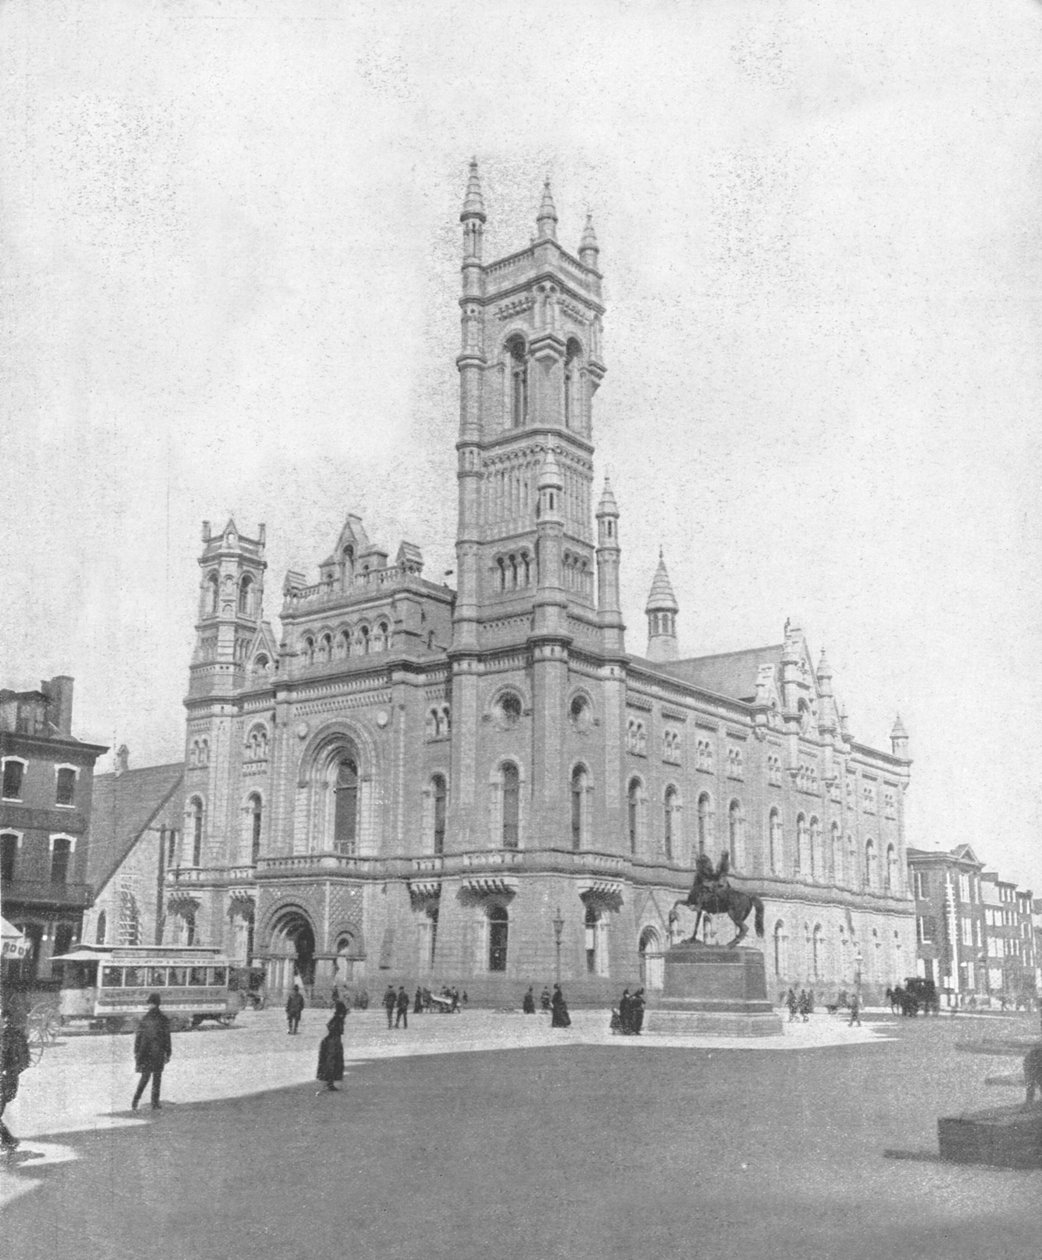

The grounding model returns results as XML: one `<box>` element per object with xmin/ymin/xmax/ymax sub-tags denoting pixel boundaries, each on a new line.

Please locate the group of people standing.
<box><xmin>611</xmin><ymin>988</ymin><xmax>647</xmax><ymax>1035</ymax></box>
<box><xmin>520</xmin><ymin>984</ymin><xmax>571</xmax><ymax>1026</ymax></box>
<box><xmin>785</xmin><ymin>988</ymin><xmax>815</xmax><ymax>1022</ymax></box>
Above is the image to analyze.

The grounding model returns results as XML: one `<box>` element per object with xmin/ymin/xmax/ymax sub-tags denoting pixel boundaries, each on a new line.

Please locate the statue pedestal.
<box><xmin>645</xmin><ymin>944</ymin><xmax>783</xmax><ymax>1038</ymax></box>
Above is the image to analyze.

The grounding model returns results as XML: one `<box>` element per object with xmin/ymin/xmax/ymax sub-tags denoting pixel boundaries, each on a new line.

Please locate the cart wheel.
<box><xmin>26</xmin><ymin>1003</ymin><xmax>60</xmax><ymax>1065</ymax></box>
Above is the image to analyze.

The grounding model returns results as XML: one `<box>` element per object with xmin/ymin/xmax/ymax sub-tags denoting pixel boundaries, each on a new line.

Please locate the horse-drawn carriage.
<box><xmin>886</xmin><ymin>977</ymin><xmax>940</xmax><ymax>1017</ymax></box>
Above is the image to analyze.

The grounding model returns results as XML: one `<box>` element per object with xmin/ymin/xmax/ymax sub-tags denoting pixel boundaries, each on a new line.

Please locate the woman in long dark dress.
<box><xmin>550</xmin><ymin>984</ymin><xmax>571</xmax><ymax>1028</ymax></box>
<box><xmin>316</xmin><ymin>1016</ymin><xmax>345</xmax><ymax>1093</ymax></box>
<box><xmin>629</xmin><ymin>987</ymin><xmax>646</xmax><ymax>1035</ymax></box>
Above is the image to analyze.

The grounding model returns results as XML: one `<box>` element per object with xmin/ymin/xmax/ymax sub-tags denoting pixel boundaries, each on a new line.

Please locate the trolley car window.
<box><xmin>62</xmin><ymin>961</ymin><xmax>98</xmax><ymax>989</ymax></box>
<box><xmin>146</xmin><ymin>967</ymin><xmax>167</xmax><ymax>987</ymax></box>
<box><xmin>102</xmin><ymin>966</ymin><xmax>122</xmax><ymax>987</ymax></box>
<box><xmin>168</xmin><ymin>967</ymin><xmax>187</xmax><ymax>987</ymax></box>
<box><xmin>189</xmin><ymin>967</ymin><xmax>209</xmax><ymax>986</ymax></box>
<box><xmin>123</xmin><ymin>967</ymin><xmax>144</xmax><ymax>987</ymax></box>
<box><xmin>209</xmin><ymin>967</ymin><xmax>227</xmax><ymax>986</ymax></box>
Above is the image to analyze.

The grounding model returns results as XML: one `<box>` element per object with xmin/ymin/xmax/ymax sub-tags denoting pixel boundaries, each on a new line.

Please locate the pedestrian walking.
<box><xmin>395</xmin><ymin>985</ymin><xmax>410</xmax><ymax>1029</ymax></box>
<box><xmin>618</xmin><ymin>988</ymin><xmax>632</xmax><ymax>1033</ymax></box>
<box><xmin>550</xmin><ymin>984</ymin><xmax>571</xmax><ymax>1029</ymax></box>
<box><xmin>522</xmin><ymin>986</ymin><xmax>536</xmax><ymax>1014</ymax></box>
<box><xmin>785</xmin><ymin>988</ymin><xmax>798</xmax><ymax>1022</ymax></box>
<box><xmin>413</xmin><ymin>986</ymin><xmax>424</xmax><ymax>1015</ymax></box>
<box><xmin>0</xmin><ymin>1008</ymin><xmax>31</xmax><ymax>1153</ymax></box>
<box><xmin>383</xmin><ymin>985</ymin><xmax>396</xmax><ymax>1028</ymax></box>
<box><xmin>316</xmin><ymin>1016</ymin><xmax>345</xmax><ymax>1093</ymax></box>
<box><xmin>848</xmin><ymin>992</ymin><xmax>861</xmax><ymax>1027</ymax></box>
<box><xmin>540</xmin><ymin>987</ymin><xmax>551</xmax><ymax>1013</ymax></box>
<box><xmin>331</xmin><ymin>995</ymin><xmax>348</xmax><ymax>1028</ymax></box>
<box><xmin>797</xmin><ymin>989</ymin><xmax>810</xmax><ymax>1022</ymax></box>
<box><xmin>132</xmin><ymin>994</ymin><xmax>172</xmax><ymax>1111</ymax></box>
<box><xmin>285</xmin><ymin>985</ymin><xmax>305</xmax><ymax>1035</ymax></box>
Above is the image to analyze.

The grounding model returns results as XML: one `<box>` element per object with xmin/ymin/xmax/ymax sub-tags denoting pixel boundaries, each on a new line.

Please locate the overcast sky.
<box><xmin>3</xmin><ymin>0</ymin><xmax>1040</xmax><ymax>891</ymax></box>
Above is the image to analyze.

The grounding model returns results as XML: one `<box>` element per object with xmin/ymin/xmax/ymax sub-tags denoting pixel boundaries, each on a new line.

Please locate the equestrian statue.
<box><xmin>669</xmin><ymin>851</ymin><xmax>765</xmax><ymax>949</ymax></box>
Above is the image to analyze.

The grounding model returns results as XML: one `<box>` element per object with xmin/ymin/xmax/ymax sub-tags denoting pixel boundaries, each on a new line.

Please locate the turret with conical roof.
<box><xmin>645</xmin><ymin>549</ymin><xmax>679</xmax><ymax>662</ymax></box>
<box><xmin>890</xmin><ymin>713</ymin><xmax>909</xmax><ymax>760</ymax></box>
<box><xmin>579</xmin><ymin>213</ymin><xmax>599</xmax><ymax>269</ymax></box>
<box><xmin>536</xmin><ymin>178</ymin><xmax>558</xmax><ymax>241</ymax></box>
<box><xmin>816</xmin><ymin>647</ymin><xmax>833</xmax><ymax>698</ymax></box>
<box><xmin>460</xmin><ymin>157</ymin><xmax>486</xmax><ymax>264</ymax></box>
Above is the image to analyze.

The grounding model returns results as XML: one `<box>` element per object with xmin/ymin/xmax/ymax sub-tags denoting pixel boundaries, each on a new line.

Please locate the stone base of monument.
<box><xmin>937</xmin><ymin>1105</ymin><xmax>1042</xmax><ymax>1169</ymax></box>
<box><xmin>644</xmin><ymin>943</ymin><xmax>783</xmax><ymax>1038</ymax></box>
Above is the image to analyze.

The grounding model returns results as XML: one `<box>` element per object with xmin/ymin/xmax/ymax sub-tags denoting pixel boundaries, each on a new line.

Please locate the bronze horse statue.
<box><xmin>670</xmin><ymin>851</ymin><xmax>765</xmax><ymax>949</ymax></box>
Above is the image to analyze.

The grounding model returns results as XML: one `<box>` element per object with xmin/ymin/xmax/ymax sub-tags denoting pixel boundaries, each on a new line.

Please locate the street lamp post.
<box><xmin>552</xmin><ymin>906</ymin><xmax>565</xmax><ymax>985</ymax></box>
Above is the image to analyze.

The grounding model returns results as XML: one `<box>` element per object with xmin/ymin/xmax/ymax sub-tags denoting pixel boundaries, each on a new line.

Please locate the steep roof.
<box><xmin>649</xmin><ymin>644</ymin><xmax>785</xmax><ymax>704</ymax></box>
<box><xmin>87</xmin><ymin>763</ymin><xmax>184</xmax><ymax>894</ymax></box>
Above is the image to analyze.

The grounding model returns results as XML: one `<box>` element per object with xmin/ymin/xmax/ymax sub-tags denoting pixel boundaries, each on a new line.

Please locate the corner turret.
<box><xmin>536</xmin><ymin>178</ymin><xmax>558</xmax><ymax>242</ymax></box>
<box><xmin>645</xmin><ymin>550</ymin><xmax>679</xmax><ymax>662</ymax></box>
<box><xmin>890</xmin><ymin>713</ymin><xmax>909</xmax><ymax>760</ymax></box>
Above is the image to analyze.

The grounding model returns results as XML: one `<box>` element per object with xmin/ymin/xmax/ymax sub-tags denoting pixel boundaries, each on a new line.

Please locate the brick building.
<box><xmin>0</xmin><ymin>677</ymin><xmax>107</xmax><ymax>983</ymax></box>
<box><xmin>164</xmin><ymin>167</ymin><xmax>915</xmax><ymax>1004</ymax></box>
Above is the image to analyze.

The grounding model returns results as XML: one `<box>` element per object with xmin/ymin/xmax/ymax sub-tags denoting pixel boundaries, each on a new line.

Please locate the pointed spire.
<box><xmin>596</xmin><ymin>475</ymin><xmax>618</xmax><ymax>517</ymax></box>
<box><xmin>460</xmin><ymin>157</ymin><xmax>486</xmax><ymax>222</ymax></box>
<box><xmin>891</xmin><ymin>713</ymin><xmax>907</xmax><ymax>738</ymax></box>
<box><xmin>645</xmin><ymin>549</ymin><xmax>678</xmax><ymax>613</ymax></box>
<box><xmin>816</xmin><ymin>648</ymin><xmax>832</xmax><ymax>678</ymax></box>
<box><xmin>579</xmin><ymin>212</ymin><xmax>599</xmax><ymax>267</ymax></box>
<box><xmin>890</xmin><ymin>712</ymin><xmax>909</xmax><ymax>759</ymax></box>
<box><xmin>536</xmin><ymin>177</ymin><xmax>558</xmax><ymax>241</ymax></box>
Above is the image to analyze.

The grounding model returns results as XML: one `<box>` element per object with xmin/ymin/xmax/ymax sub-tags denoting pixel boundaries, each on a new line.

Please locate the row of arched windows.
<box><xmin>766</xmin><ymin>808</ymin><xmax>901</xmax><ymax>891</ymax></box>
<box><xmin>503</xmin><ymin>334</ymin><xmax>586</xmax><ymax>431</ymax></box>
<box><xmin>494</xmin><ymin>550</ymin><xmax>533</xmax><ymax>591</ymax></box>
<box><xmin>771</xmin><ymin>921</ymin><xmax>904</xmax><ymax>984</ymax></box>
<box><xmin>301</xmin><ymin>622</ymin><xmax>390</xmax><ymax>664</ymax></box>
<box><xmin>203</xmin><ymin>572</ymin><xmax>255</xmax><ymax>618</ymax></box>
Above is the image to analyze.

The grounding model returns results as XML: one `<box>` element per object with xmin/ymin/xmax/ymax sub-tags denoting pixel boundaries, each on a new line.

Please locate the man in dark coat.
<box><xmin>383</xmin><ymin>985</ymin><xmax>396</xmax><ymax>1028</ymax></box>
<box><xmin>285</xmin><ymin>985</ymin><xmax>305</xmax><ymax>1035</ymax></box>
<box><xmin>395</xmin><ymin>985</ymin><xmax>409</xmax><ymax>1029</ymax></box>
<box><xmin>1</xmin><ymin>1008</ymin><xmax>31</xmax><ymax>1152</ymax></box>
<box><xmin>522</xmin><ymin>986</ymin><xmax>536</xmax><ymax>1014</ymax></box>
<box><xmin>618</xmin><ymin>988</ymin><xmax>632</xmax><ymax>1033</ymax></box>
<box><xmin>316</xmin><ymin>1016</ymin><xmax>345</xmax><ymax>1093</ymax></box>
<box><xmin>132</xmin><ymin>994</ymin><xmax>172</xmax><ymax>1111</ymax></box>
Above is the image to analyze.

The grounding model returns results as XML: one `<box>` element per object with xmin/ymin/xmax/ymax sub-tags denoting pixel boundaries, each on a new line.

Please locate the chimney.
<box><xmin>45</xmin><ymin>675</ymin><xmax>75</xmax><ymax>737</ymax></box>
<box><xmin>115</xmin><ymin>744</ymin><xmax>130</xmax><ymax>776</ymax></box>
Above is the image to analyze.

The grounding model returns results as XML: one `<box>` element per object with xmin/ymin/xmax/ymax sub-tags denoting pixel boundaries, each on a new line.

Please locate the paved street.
<box><xmin>2</xmin><ymin>1005</ymin><xmax>1039</xmax><ymax>1259</ymax></box>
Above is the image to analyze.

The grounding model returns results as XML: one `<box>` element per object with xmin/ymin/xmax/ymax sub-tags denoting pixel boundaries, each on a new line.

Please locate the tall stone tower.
<box><xmin>189</xmin><ymin>519</ymin><xmax>267</xmax><ymax>699</ymax></box>
<box><xmin>448</xmin><ymin>162</ymin><xmax>610</xmax><ymax>851</ymax></box>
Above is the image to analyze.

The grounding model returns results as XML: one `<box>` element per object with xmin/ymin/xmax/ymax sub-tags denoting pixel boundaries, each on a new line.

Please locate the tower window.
<box><xmin>238</xmin><ymin>575</ymin><xmax>254</xmax><ymax>616</ymax></box>
<box><xmin>507</xmin><ymin>336</ymin><xmax>528</xmax><ymax>427</ymax></box>
<box><xmin>50</xmin><ymin>836</ymin><xmax>73</xmax><ymax>885</ymax></box>
<box><xmin>501</xmin><ymin>763</ymin><xmax>520</xmax><ymax>848</ymax></box>
<box><xmin>188</xmin><ymin>798</ymin><xmax>204</xmax><ymax>866</ymax></box>
<box><xmin>334</xmin><ymin>759</ymin><xmax>359</xmax><ymax>854</ymax></box>
<box><xmin>2</xmin><ymin>759</ymin><xmax>25</xmax><ymax>800</ymax></box>
<box><xmin>432</xmin><ymin>775</ymin><xmax>447</xmax><ymax>855</ymax></box>
<box><xmin>1</xmin><ymin>833</ymin><xmax>18</xmax><ymax>882</ymax></box>
<box><xmin>571</xmin><ymin>765</ymin><xmax>588</xmax><ymax>851</ymax></box>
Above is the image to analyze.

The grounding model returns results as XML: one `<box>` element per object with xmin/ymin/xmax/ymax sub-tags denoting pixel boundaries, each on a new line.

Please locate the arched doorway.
<box><xmin>638</xmin><ymin>926</ymin><xmax>664</xmax><ymax>991</ymax></box>
<box><xmin>268</xmin><ymin>907</ymin><xmax>317</xmax><ymax>994</ymax></box>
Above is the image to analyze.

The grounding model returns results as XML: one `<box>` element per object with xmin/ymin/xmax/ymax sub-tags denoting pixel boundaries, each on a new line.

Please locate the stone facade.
<box><xmin>167</xmin><ymin>167</ymin><xmax>915</xmax><ymax>1005</ymax></box>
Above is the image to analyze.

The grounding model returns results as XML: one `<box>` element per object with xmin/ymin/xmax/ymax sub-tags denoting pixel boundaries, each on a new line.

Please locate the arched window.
<box><xmin>664</xmin><ymin>787</ymin><xmax>678</xmax><ymax>862</ymax></box>
<box><xmin>507</xmin><ymin>335</ymin><xmax>528</xmax><ymax>427</ymax></box>
<box><xmin>571</xmin><ymin>765</ymin><xmax>587</xmax><ymax>851</ymax></box>
<box><xmin>864</xmin><ymin>839</ymin><xmax>877</xmax><ymax>890</ymax></box>
<box><xmin>246</xmin><ymin>793</ymin><xmax>262</xmax><ymax>865</ymax></box>
<box><xmin>502</xmin><ymin>763</ymin><xmax>520</xmax><ymax>848</ymax></box>
<box><xmin>184</xmin><ymin>911</ymin><xmax>196</xmax><ymax>947</ymax></box>
<box><xmin>432</xmin><ymin>775</ymin><xmax>447</xmax><ymax>855</ymax></box>
<box><xmin>206</xmin><ymin>572</ymin><xmax>219</xmax><ymax>616</ymax></box>
<box><xmin>809</xmin><ymin>817</ymin><xmax>822</xmax><ymax>880</ymax></box>
<box><xmin>627</xmin><ymin>778</ymin><xmax>642</xmax><ymax>855</ymax></box>
<box><xmin>696</xmin><ymin>793</ymin><xmax>711</xmax><ymax>856</ymax></box>
<box><xmin>340</xmin><ymin>630</ymin><xmax>352</xmax><ymax>658</ymax></box>
<box><xmin>564</xmin><ymin>338</ymin><xmax>581</xmax><ymax>429</ymax></box>
<box><xmin>769</xmin><ymin>808</ymin><xmax>783</xmax><ymax>875</ymax></box>
<box><xmin>188</xmin><ymin>798</ymin><xmax>204</xmax><ymax>866</ymax></box>
<box><xmin>238</xmin><ymin>575</ymin><xmax>253</xmax><ymax>616</ymax></box>
<box><xmin>728</xmin><ymin>800</ymin><xmax>745</xmax><ymax>869</ymax></box>
<box><xmin>95</xmin><ymin>910</ymin><xmax>107</xmax><ymax>944</ymax></box>
<box><xmin>488</xmin><ymin>906</ymin><xmax>508</xmax><ymax>971</ymax></box>
<box><xmin>886</xmin><ymin>844</ymin><xmax>899</xmax><ymax>893</ymax></box>
<box><xmin>812</xmin><ymin>924</ymin><xmax>823</xmax><ymax>980</ymax></box>
<box><xmin>50</xmin><ymin>836</ymin><xmax>72</xmax><ymax>885</ymax></box>
<box><xmin>334</xmin><ymin>759</ymin><xmax>359</xmax><ymax>854</ymax></box>
<box><xmin>831</xmin><ymin>823</ymin><xmax>842</xmax><ymax>884</ymax></box>
<box><xmin>847</xmin><ymin>833</ymin><xmax>858</xmax><ymax>889</ymax></box>
<box><xmin>795</xmin><ymin>814</ymin><xmax>808</xmax><ymax>876</ymax></box>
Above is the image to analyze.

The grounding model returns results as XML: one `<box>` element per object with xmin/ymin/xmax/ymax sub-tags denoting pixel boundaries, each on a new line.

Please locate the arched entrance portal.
<box><xmin>638</xmin><ymin>926</ymin><xmax>665</xmax><ymax>991</ymax></box>
<box><xmin>267</xmin><ymin>907</ymin><xmax>317</xmax><ymax>996</ymax></box>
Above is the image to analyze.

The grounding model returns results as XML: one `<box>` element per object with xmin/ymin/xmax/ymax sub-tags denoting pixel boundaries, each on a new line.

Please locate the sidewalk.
<box><xmin>3</xmin><ymin>1005</ymin><xmax>891</xmax><ymax>1149</ymax></box>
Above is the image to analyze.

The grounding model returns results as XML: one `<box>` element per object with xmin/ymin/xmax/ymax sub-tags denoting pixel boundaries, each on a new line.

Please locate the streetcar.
<box><xmin>49</xmin><ymin>944</ymin><xmax>238</xmax><ymax>1032</ymax></box>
